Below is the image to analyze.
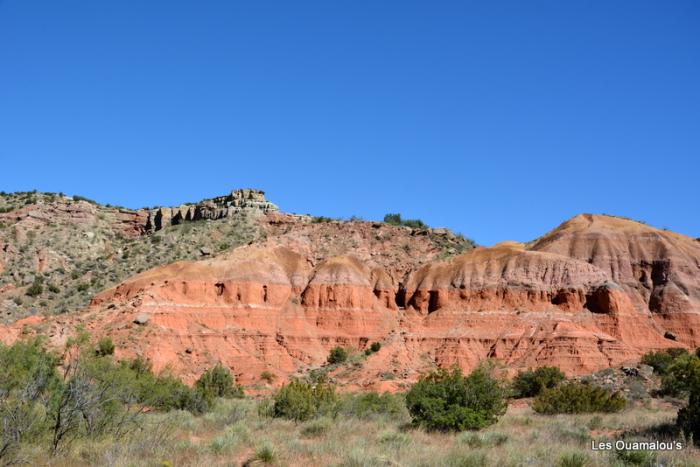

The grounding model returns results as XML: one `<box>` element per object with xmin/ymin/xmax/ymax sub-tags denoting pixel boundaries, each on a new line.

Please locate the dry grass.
<box><xmin>15</xmin><ymin>398</ymin><xmax>699</xmax><ymax>467</ymax></box>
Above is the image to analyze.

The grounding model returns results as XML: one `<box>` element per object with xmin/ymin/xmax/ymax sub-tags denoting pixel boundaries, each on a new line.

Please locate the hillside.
<box><xmin>0</xmin><ymin>189</ymin><xmax>474</xmax><ymax>324</ymax></box>
<box><xmin>2</xmin><ymin>192</ymin><xmax>699</xmax><ymax>392</ymax></box>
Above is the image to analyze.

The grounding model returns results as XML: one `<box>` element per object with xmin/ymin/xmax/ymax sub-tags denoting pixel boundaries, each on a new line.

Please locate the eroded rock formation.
<box><xmin>144</xmin><ymin>189</ymin><xmax>278</xmax><ymax>232</ymax></box>
<box><xmin>3</xmin><ymin>213</ymin><xmax>699</xmax><ymax>391</ymax></box>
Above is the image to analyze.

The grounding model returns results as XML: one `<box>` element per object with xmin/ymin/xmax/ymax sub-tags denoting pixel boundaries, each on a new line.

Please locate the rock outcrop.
<box><xmin>3</xmin><ymin>210</ymin><xmax>698</xmax><ymax>391</ymax></box>
<box><xmin>144</xmin><ymin>189</ymin><xmax>278</xmax><ymax>232</ymax></box>
<box><xmin>530</xmin><ymin>214</ymin><xmax>700</xmax><ymax>346</ymax></box>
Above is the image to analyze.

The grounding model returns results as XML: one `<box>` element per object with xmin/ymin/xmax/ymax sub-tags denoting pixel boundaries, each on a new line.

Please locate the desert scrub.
<box><xmin>405</xmin><ymin>365</ymin><xmax>507</xmax><ymax>431</ymax></box>
<box><xmin>533</xmin><ymin>382</ymin><xmax>626</xmax><ymax>414</ymax></box>
<box><xmin>641</xmin><ymin>348</ymin><xmax>689</xmax><ymax>375</ymax></box>
<box><xmin>511</xmin><ymin>366</ymin><xmax>566</xmax><ymax>398</ymax></box>
<box><xmin>195</xmin><ymin>362</ymin><xmax>245</xmax><ymax>402</ymax></box>
<box><xmin>338</xmin><ymin>392</ymin><xmax>406</xmax><ymax>420</ymax></box>
<box><xmin>272</xmin><ymin>379</ymin><xmax>338</xmax><ymax>422</ymax></box>
<box><xmin>327</xmin><ymin>346</ymin><xmax>349</xmax><ymax>364</ymax></box>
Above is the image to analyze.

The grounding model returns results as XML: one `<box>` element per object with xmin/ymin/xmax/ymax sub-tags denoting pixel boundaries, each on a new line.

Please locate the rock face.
<box><xmin>144</xmin><ymin>189</ymin><xmax>278</xmax><ymax>232</ymax></box>
<box><xmin>3</xmin><ymin>211</ymin><xmax>699</xmax><ymax>391</ymax></box>
<box><xmin>530</xmin><ymin>214</ymin><xmax>700</xmax><ymax>346</ymax></box>
<box><xmin>11</xmin><ymin>214</ymin><xmax>697</xmax><ymax>392</ymax></box>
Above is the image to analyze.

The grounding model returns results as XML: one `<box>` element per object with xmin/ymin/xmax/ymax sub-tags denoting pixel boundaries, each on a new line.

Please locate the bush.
<box><xmin>405</xmin><ymin>366</ymin><xmax>507</xmax><ymax>431</ymax></box>
<box><xmin>327</xmin><ymin>346</ymin><xmax>348</xmax><ymax>365</ymax></box>
<box><xmin>512</xmin><ymin>366</ymin><xmax>566</xmax><ymax>398</ymax></box>
<box><xmin>339</xmin><ymin>392</ymin><xmax>405</xmax><ymax>419</ymax></box>
<box><xmin>533</xmin><ymin>382</ymin><xmax>626</xmax><ymax>414</ymax></box>
<box><xmin>272</xmin><ymin>379</ymin><xmax>338</xmax><ymax>422</ymax></box>
<box><xmin>660</xmin><ymin>354</ymin><xmax>700</xmax><ymax>397</ymax></box>
<box><xmin>677</xmin><ymin>371</ymin><xmax>700</xmax><ymax>446</ymax></box>
<box><xmin>195</xmin><ymin>363</ymin><xmax>244</xmax><ymax>401</ymax></box>
<box><xmin>383</xmin><ymin>213</ymin><xmax>428</xmax><ymax>229</ymax></box>
<box><xmin>641</xmin><ymin>348</ymin><xmax>689</xmax><ymax>376</ymax></box>
<box><xmin>25</xmin><ymin>282</ymin><xmax>43</xmax><ymax>297</ymax></box>
<box><xmin>370</xmin><ymin>342</ymin><xmax>381</xmax><ymax>353</ymax></box>
<box><xmin>95</xmin><ymin>338</ymin><xmax>115</xmax><ymax>357</ymax></box>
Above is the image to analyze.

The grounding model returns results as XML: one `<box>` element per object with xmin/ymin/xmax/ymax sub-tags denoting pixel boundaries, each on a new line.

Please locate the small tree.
<box><xmin>370</xmin><ymin>342</ymin><xmax>381</xmax><ymax>353</ymax></box>
<box><xmin>405</xmin><ymin>366</ymin><xmax>507</xmax><ymax>431</ymax></box>
<box><xmin>660</xmin><ymin>354</ymin><xmax>700</xmax><ymax>397</ymax></box>
<box><xmin>272</xmin><ymin>379</ymin><xmax>338</xmax><ymax>422</ymax></box>
<box><xmin>677</xmin><ymin>367</ymin><xmax>700</xmax><ymax>446</ymax></box>
<box><xmin>641</xmin><ymin>349</ymin><xmax>689</xmax><ymax>376</ymax></box>
<box><xmin>327</xmin><ymin>347</ymin><xmax>348</xmax><ymax>365</ymax></box>
<box><xmin>195</xmin><ymin>363</ymin><xmax>244</xmax><ymax>401</ymax></box>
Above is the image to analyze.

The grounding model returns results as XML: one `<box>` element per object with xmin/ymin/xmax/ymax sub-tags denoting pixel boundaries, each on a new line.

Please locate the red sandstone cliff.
<box><xmin>3</xmin><ymin>214</ymin><xmax>699</xmax><ymax>391</ymax></box>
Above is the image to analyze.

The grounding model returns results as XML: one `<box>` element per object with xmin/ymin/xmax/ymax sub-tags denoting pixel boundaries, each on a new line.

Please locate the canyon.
<box><xmin>1</xmin><ymin>190</ymin><xmax>699</xmax><ymax>391</ymax></box>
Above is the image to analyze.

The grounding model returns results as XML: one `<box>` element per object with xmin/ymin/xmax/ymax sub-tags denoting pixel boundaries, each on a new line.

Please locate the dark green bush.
<box><xmin>327</xmin><ymin>346</ymin><xmax>348</xmax><ymax>364</ymax></box>
<box><xmin>370</xmin><ymin>342</ymin><xmax>381</xmax><ymax>353</ymax></box>
<box><xmin>25</xmin><ymin>282</ymin><xmax>43</xmax><ymax>297</ymax></box>
<box><xmin>311</xmin><ymin>216</ymin><xmax>336</xmax><ymax>223</ymax></box>
<box><xmin>640</xmin><ymin>348</ymin><xmax>689</xmax><ymax>376</ymax></box>
<box><xmin>195</xmin><ymin>363</ymin><xmax>244</xmax><ymax>401</ymax></box>
<box><xmin>512</xmin><ymin>366</ymin><xmax>566</xmax><ymax>398</ymax></box>
<box><xmin>533</xmin><ymin>382</ymin><xmax>626</xmax><ymax>414</ymax></box>
<box><xmin>405</xmin><ymin>366</ymin><xmax>507</xmax><ymax>431</ymax></box>
<box><xmin>383</xmin><ymin>213</ymin><xmax>428</xmax><ymax>229</ymax></box>
<box><xmin>95</xmin><ymin>337</ymin><xmax>115</xmax><ymax>357</ymax></box>
<box><xmin>272</xmin><ymin>379</ymin><xmax>338</xmax><ymax>422</ymax></box>
<box><xmin>660</xmin><ymin>354</ymin><xmax>700</xmax><ymax>397</ymax></box>
<box><xmin>677</xmin><ymin>369</ymin><xmax>700</xmax><ymax>446</ymax></box>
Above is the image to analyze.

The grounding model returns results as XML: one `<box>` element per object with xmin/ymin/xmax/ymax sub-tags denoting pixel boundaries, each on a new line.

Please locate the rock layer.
<box><xmin>4</xmin><ymin>214</ymin><xmax>699</xmax><ymax>390</ymax></box>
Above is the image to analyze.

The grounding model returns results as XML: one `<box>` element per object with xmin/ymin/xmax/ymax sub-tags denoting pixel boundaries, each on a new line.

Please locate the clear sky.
<box><xmin>1</xmin><ymin>1</ymin><xmax>698</xmax><ymax>245</ymax></box>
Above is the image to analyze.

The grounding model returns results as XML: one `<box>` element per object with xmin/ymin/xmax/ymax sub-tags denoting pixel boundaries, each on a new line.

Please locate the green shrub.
<box><xmin>195</xmin><ymin>363</ymin><xmax>244</xmax><ymax>401</ymax></box>
<box><xmin>327</xmin><ymin>346</ymin><xmax>348</xmax><ymax>364</ymax></box>
<box><xmin>383</xmin><ymin>213</ymin><xmax>427</xmax><ymax>229</ymax></box>
<box><xmin>660</xmin><ymin>354</ymin><xmax>700</xmax><ymax>397</ymax></box>
<box><xmin>676</xmin><ymin>359</ymin><xmax>700</xmax><ymax>445</ymax></box>
<box><xmin>301</xmin><ymin>417</ymin><xmax>332</xmax><ymax>437</ymax></box>
<box><xmin>370</xmin><ymin>342</ymin><xmax>381</xmax><ymax>353</ymax></box>
<box><xmin>533</xmin><ymin>382</ymin><xmax>626</xmax><ymax>414</ymax></box>
<box><xmin>557</xmin><ymin>452</ymin><xmax>590</xmax><ymax>467</ymax></box>
<box><xmin>47</xmin><ymin>284</ymin><xmax>60</xmax><ymax>294</ymax></box>
<box><xmin>253</xmin><ymin>443</ymin><xmax>276</xmax><ymax>464</ymax></box>
<box><xmin>311</xmin><ymin>216</ymin><xmax>336</xmax><ymax>223</ymax></box>
<box><xmin>25</xmin><ymin>282</ymin><xmax>43</xmax><ymax>297</ymax></box>
<box><xmin>614</xmin><ymin>446</ymin><xmax>657</xmax><ymax>465</ymax></box>
<box><xmin>272</xmin><ymin>379</ymin><xmax>338</xmax><ymax>422</ymax></box>
<box><xmin>640</xmin><ymin>348</ymin><xmax>689</xmax><ymax>376</ymax></box>
<box><xmin>95</xmin><ymin>337</ymin><xmax>115</xmax><ymax>357</ymax></box>
<box><xmin>339</xmin><ymin>392</ymin><xmax>405</xmax><ymax>419</ymax></box>
<box><xmin>512</xmin><ymin>366</ymin><xmax>566</xmax><ymax>398</ymax></box>
<box><xmin>405</xmin><ymin>365</ymin><xmax>507</xmax><ymax>431</ymax></box>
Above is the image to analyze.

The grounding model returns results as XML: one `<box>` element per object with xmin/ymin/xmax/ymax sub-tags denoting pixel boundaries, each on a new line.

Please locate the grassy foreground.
<box><xmin>21</xmin><ymin>399</ymin><xmax>699</xmax><ymax>467</ymax></box>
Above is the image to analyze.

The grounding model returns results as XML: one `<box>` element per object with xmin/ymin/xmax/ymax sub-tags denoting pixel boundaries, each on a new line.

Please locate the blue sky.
<box><xmin>1</xmin><ymin>1</ymin><xmax>698</xmax><ymax>245</ymax></box>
